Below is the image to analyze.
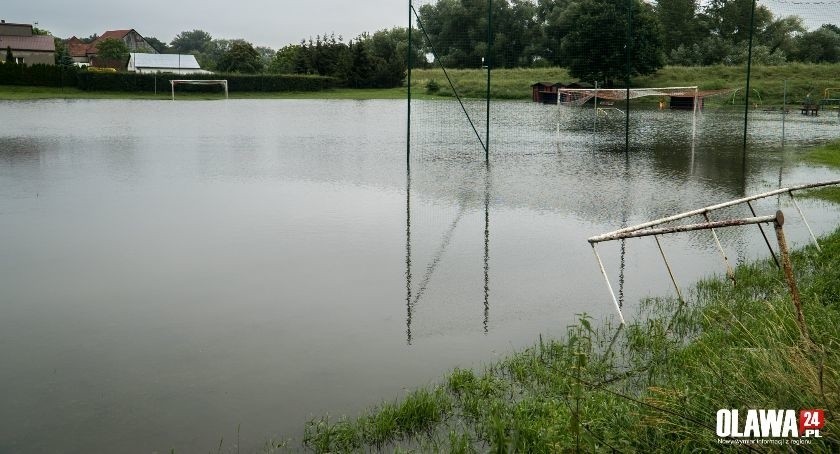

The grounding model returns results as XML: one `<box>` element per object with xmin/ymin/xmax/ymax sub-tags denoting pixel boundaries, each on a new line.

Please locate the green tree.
<box><xmin>760</xmin><ymin>16</ymin><xmax>804</xmax><ymax>56</ymax></box>
<box><xmin>54</xmin><ymin>39</ymin><xmax>74</xmax><ymax>66</ymax></box>
<box><xmin>255</xmin><ymin>46</ymin><xmax>275</xmax><ymax>69</ymax></box>
<box><xmin>268</xmin><ymin>44</ymin><xmax>302</xmax><ymax>73</ymax></box>
<box><xmin>216</xmin><ymin>41</ymin><xmax>264</xmax><ymax>73</ymax></box>
<box><xmin>560</xmin><ymin>0</ymin><xmax>664</xmax><ymax>85</ymax></box>
<box><xmin>5</xmin><ymin>46</ymin><xmax>13</xmax><ymax>63</ymax></box>
<box><xmin>793</xmin><ymin>25</ymin><xmax>840</xmax><ymax>63</ymax></box>
<box><xmin>96</xmin><ymin>38</ymin><xmax>130</xmax><ymax>61</ymax></box>
<box><xmin>145</xmin><ymin>36</ymin><xmax>171</xmax><ymax>53</ymax></box>
<box><xmin>171</xmin><ymin>29</ymin><xmax>212</xmax><ymax>53</ymax></box>
<box><xmin>701</xmin><ymin>0</ymin><xmax>773</xmax><ymax>44</ymax></box>
<box><xmin>656</xmin><ymin>0</ymin><xmax>699</xmax><ymax>55</ymax></box>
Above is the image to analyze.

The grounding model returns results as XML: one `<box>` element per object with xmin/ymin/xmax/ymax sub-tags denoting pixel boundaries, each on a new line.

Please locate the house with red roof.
<box><xmin>66</xmin><ymin>29</ymin><xmax>157</xmax><ymax>67</ymax></box>
<box><xmin>0</xmin><ymin>20</ymin><xmax>55</xmax><ymax>65</ymax></box>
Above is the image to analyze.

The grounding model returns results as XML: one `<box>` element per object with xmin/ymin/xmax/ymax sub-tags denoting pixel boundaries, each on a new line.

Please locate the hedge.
<box><xmin>75</xmin><ymin>72</ymin><xmax>338</xmax><ymax>92</ymax></box>
<box><xmin>0</xmin><ymin>63</ymin><xmax>338</xmax><ymax>92</ymax></box>
<box><xmin>0</xmin><ymin>63</ymin><xmax>77</xmax><ymax>87</ymax></box>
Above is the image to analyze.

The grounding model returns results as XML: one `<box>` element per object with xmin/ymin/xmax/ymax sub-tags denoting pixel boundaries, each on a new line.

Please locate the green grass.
<box><xmin>6</xmin><ymin>63</ymin><xmax>839</xmax><ymax>104</ymax></box>
<box><xmin>0</xmin><ymin>85</ymin><xmax>439</xmax><ymax>101</ymax></box>
<box><xmin>292</xmin><ymin>141</ymin><xmax>840</xmax><ymax>452</ymax></box>
<box><xmin>412</xmin><ymin>63</ymin><xmax>840</xmax><ymax>106</ymax></box>
<box><xmin>802</xmin><ymin>141</ymin><xmax>840</xmax><ymax>203</ymax></box>
<box><xmin>297</xmin><ymin>238</ymin><xmax>840</xmax><ymax>452</ymax></box>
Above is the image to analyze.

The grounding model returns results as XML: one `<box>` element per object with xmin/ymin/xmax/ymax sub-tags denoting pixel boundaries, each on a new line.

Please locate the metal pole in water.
<box><xmin>788</xmin><ymin>191</ymin><xmax>821</xmax><ymax>251</ymax></box>
<box><xmin>703</xmin><ymin>212</ymin><xmax>736</xmax><ymax>282</ymax></box>
<box><xmin>407</xmin><ymin>0</ymin><xmax>412</xmax><ymax>165</ymax></box>
<box><xmin>485</xmin><ymin>0</ymin><xmax>492</xmax><ymax>165</ymax></box>
<box><xmin>591</xmin><ymin>243</ymin><xmax>625</xmax><ymax>325</ymax></box>
<box><xmin>654</xmin><ymin>235</ymin><xmax>684</xmax><ymax>304</ymax></box>
<box><xmin>593</xmin><ymin>81</ymin><xmax>598</xmax><ymax>144</ymax></box>
<box><xmin>742</xmin><ymin>0</ymin><xmax>757</xmax><ymax>155</ymax></box>
<box><xmin>782</xmin><ymin>79</ymin><xmax>787</xmax><ymax>146</ymax></box>
<box><xmin>624</xmin><ymin>0</ymin><xmax>631</xmax><ymax>154</ymax></box>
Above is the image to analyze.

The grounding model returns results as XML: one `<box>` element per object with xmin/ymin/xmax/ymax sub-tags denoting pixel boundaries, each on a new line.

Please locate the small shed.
<box><xmin>531</xmin><ymin>82</ymin><xmax>561</xmax><ymax>104</ymax></box>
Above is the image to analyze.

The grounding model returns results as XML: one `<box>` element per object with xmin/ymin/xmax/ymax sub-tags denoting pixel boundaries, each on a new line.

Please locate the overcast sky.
<box><xmin>4</xmin><ymin>0</ymin><xmax>405</xmax><ymax>49</ymax></box>
<box><xmin>4</xmin><ymin>0</ymin><xmax>834</xmax><ymax>50</ymax></box>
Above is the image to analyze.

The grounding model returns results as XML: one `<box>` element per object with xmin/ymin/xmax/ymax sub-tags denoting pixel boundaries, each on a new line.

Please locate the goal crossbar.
<box><xmin>170</xmin><ymin>79</ymin><xmax>229</xmax><ymax>100</ymax></box>
<box><xmin>558</xmin><ymin>86</ymin><xmax>699</xmax><ymax>104</ymax></box>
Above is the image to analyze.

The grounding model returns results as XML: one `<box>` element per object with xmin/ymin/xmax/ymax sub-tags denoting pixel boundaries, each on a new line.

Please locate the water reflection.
<box><xmin>483</xmin><ymin>166</ymin><xmax>490</xmax><ymax>334</ymax></box>
<box><xmin>405</xmin><ymin>163</ymin><xmax>493</xmax><ymax>343</ymax></box>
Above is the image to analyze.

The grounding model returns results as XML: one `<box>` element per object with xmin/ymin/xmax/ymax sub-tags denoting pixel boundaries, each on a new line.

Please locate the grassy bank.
<box><xmin>0</xmin><ymin>85</ymin><xmax>437</xmax><ymax>101</ymax></box>
<box><xmin>803</xmin><ymin>141</ymin><xmax>840</xmax><ymax>204</ymax></box>
<box><xmin>288</xmin><ymin>144</ymin><xmax>840</xmax><ymax>452</ymax></box>
<box><xmin>411</xmin><ymin>63</ymin><xmax>840</xmax><ymax>106</ymax></box>
<box><xmin>4</xmin><ymin>63</ymin><xmax>838</xmax><ymax>105</ymax></box>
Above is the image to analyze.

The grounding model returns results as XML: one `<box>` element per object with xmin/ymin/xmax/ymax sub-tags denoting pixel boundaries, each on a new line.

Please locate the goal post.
<box><xmin>170</xmin><ymin>80</ymin><xmax>229</xmax><ymax>100</ymax></box>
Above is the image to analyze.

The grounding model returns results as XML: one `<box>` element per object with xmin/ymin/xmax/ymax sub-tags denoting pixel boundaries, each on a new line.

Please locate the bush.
<box><xmin>0</xmin><ymin>63</ymin><xmax>77</xmax><ymax>87</ymax></box>
<box><xmin>0</xmin><ymin>63</ymin><xmax>337</xmax><ymax>93</ymax></box>
<box><xmin>74</xmin><ymin>72</ymin><xmax>336</xmax><ymax>92</ymax></box>
<box><xmin>425</xmin><ymin>79</ymin><xmax>440</xmax><ymax>93</ymax></box>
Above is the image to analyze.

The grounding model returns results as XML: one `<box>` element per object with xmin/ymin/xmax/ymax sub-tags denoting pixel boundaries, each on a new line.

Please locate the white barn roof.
<box><xmin>129</xmin><ymin>53</ymin><xmax>202</xmax><ymax>69</ymax></box>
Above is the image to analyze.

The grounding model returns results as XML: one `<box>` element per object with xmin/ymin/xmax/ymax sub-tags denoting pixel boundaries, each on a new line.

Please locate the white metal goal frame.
<box><xmin>170</xmin><ymin>80</ymin><xmax>229</xmax><ymax>100</ymax></box>
<box><xmin>556</xmin><ymin>85</ymin><xmax>701</xmax><ymax>155</ymax></box>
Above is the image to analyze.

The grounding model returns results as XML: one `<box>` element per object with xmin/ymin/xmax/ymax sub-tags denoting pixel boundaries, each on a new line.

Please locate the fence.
<box><xmin>406</xmin><ymin>0</ymin><xmax>840</xmax><ymax>161</ymax></box>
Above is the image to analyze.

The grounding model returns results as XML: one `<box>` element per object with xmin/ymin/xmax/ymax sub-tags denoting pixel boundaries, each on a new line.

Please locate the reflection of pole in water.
<box><xmin>782</xmin><ymin>80</ymin><xmax>787</xmax><ymax>147</ymax></box>
<box><xmin>411</xmin><ymin>206</ymin><xmax>466</xmax><ymax>310</ymax></box>
<box><xmin>483</xmin><ymin>167</ymin><xmax>490</xmax><ymax>334</ymax></box>
<box><xmin>618</xmin><ymin>155</ymin><xmax>630</xmax><ymax>307</ymax></box>
<box><xmin>405</xmin><ymin>167</ymin><xmax>413</xmax><ymax>345</ymax></box>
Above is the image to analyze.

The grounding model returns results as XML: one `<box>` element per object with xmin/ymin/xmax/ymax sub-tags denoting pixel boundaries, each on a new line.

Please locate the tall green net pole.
<box><xmin>625</xmin><ymin>0</ymin><xmax>632</xmax><ymax>153</ymax></box>
<box><xmin>743</xmin><ymin>0</ymin><xmax>757</xmax><ymax>155</ymax></box>
<box><xmin>485</xmin><ymin>0</ymin><xmax>492</xmax><ymax>166</ymax></box>
<box><xmin>407</xmin><ymin>0</ymin><xmax>412</xmax><ymax>166</ymax></box>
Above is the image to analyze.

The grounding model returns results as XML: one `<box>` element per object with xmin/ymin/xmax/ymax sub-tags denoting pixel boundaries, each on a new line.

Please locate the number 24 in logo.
<box><xmin>799</xmin><ymin>409</ymin><xmax>825</xmax><ymax>437</ymax></box>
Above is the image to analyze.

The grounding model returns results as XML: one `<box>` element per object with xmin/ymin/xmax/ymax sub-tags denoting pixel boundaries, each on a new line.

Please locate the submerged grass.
<box><xmin>802</xmin><ymin>141</ymin><xmax>840</xmax><ymax>204</ymax></box>
<box><xmin>296</xmin><ymin>141</ymin><xmax>840</xmax><ymax>452</ymax></box>
<box><xmin>300</xmin><ymin>236</ymin><xmax>840</xmax><ymax>452</ymax></box>
<box><xmin>4</xmin><ymin>63</ymin><xmax>838</xmax><ymax>104</ymax></box>
<box><xmin>412</xmin><ymin>63</ymin><xmax>840</xmax><ymax>105</ymax></box>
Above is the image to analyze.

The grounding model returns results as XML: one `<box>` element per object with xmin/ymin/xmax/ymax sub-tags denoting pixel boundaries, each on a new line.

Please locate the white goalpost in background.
<box><xmin>556</xmin><ymin>86</ymin><xmax>702</xmax><ymax>150</ymax></box>
<box><xmin>170</xmin><ymin>80</ymin><xmax>229</xmax><ymax>100</ymax></box>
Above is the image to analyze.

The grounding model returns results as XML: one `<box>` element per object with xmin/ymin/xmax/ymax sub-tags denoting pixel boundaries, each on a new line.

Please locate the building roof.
<box><xmin>0</xmin><ymin>35</ymin><xmax>55</xmax><ymax>52</ymax></box>
<box><xmin>66</xmin><ymin>37</ymin><xmax>89</xmax><ymax>57</ymax></box>
<box><xmin>95</xmin><ymin>30</ymin><xmax>131</xmax><ymax>43</ymax></box>
<box><xmin>66</xmin><ymin>30</ymin><xmax>136</xmax><ymax>57</ymax></box>
<box><xmin>129</xmin><ymin>53</ymin><xmax>202</xmax><ymax>69</ymax></box>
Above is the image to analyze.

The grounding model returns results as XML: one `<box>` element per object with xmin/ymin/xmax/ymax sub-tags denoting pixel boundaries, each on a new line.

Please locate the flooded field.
<box><xmin>0</xmin><ymin>98</ymin><xmax>838</xmax><ymax>453</ymax></box>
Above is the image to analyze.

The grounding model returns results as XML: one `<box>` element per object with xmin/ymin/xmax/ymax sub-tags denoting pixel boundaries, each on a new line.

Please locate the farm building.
<box><xmin>66</xmin><ymin>29</ymin><xmax>157</xmax><ymax>67</ymax></box>
<box><xmin>128</xmin><ymin>53</ymin><xmax>211</xmax><ymax>75</ymax></box>
<box><xmin>0</xmin><ymin>20</ymin><xmax>55</xmax><ymax>66</ymax></box>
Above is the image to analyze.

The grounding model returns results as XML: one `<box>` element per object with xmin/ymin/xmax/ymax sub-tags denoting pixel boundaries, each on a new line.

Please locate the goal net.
<box><xmin>170</xmin><ymin>80</ymin><xmax>229</xmax><ymax>100</ymax></box>
<box><xmin>558</xmin><ymin>86</ymin><xmax>700</xmax><ymax>108</ymax></box>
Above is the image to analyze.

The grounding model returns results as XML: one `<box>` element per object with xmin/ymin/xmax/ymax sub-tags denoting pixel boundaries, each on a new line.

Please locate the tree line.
<box><xmin>122</xmin><ymin>29</ymin><xmax>408</xmax><ymax>88</ymax></box>
<box><xmin>414</xmin><ymin>0</ymin><xmax>839</xmax><ymax>84</ymax></box>
<box><xmin>39</xmin><ymin>0</ymin><xmax>840</xmax><ymax>88</ymax></box>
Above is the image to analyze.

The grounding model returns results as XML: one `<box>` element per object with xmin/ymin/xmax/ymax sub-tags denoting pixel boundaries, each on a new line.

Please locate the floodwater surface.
<box><xmin>0</xmin><ymin>99</ymin><xmax>838</xmax><ymax>453</ymax></box>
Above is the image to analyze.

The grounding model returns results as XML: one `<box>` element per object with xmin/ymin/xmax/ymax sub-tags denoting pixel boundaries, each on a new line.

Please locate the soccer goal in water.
<box><xmin>170</xmin><ymin>80</ymin><xmax>229</xmax><ymax>100</ymax></box>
